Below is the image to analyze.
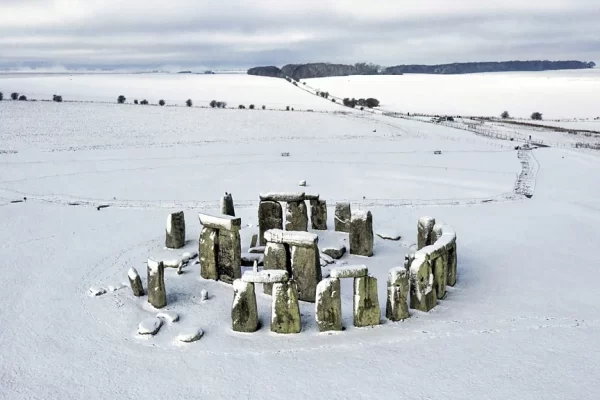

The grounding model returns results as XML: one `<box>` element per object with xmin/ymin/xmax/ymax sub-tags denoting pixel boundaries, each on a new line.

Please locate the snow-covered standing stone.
<box><xmin>353</xmin><ymin>276</ymin><xmax>381</xmax><ymax>327</ymax></box>
<box><xmin>386</xmin><ymin>267</ymin><xmax>410</xmax><ymax>321</ymax></box>
<box><xmin>128</xmin><ymin>268</ymin><xmax>144</xmax><ymax>297</ymax></box>
<box><xmin>147</xmin><ymin>259</ymin><xmax>167</xmax><ymax>309</ymax></box>
<box><xmin>409</xmin><ymin>256</ymin><xmax>437</xmax><ymax>312</ymax></box>
<box><xmin>198</xmin><ymin>213</ymin><xmax>241</xmax><ymax>232</ymax></box>
<box><xmin>271</xmin><ymin>282</ymin><xmax>301</xmax><ymax>334</ymax></box>
<box><xmin>200</xmin><ymin>289</ymin><xmax>208</xmax><ymax>301</ymax></box>
<box><xmin>217</xmin><ymin>230</ymin><xmax>242</xmax><ymax>284</ymax></box>
<box><xmin>350</xmin><ymin>210</ymin><xmax>373</xmax><ymax>257</ymax></box>
<box><xmin>291</xmin><ymin>243</ymin><xmax>322</xmax><ymax>303</ymax></box>
<box><xmin>165</xmin><ymin>211</ymin><xmax>186</xmax><ymax>249</ymax></box>
<box><xmin>334</xmin><ymin>202</ymin><xmax>351</xmax><ymax>233</ymax></box>
<box><xmin>220</xmin><ymin>192</ymin><xmax>235</xmax><ymax>217</ymax></box>
<box><xmin>431</xmin><ymin>253</ymin><xmax>448</xmax><ymax>300</ymax></box>
<box><xmin>199</xmin><ymin>227</ymin><xmax>219</xmax><ymax>281</ymax></box>
<box><xmin>447</xmin><ymin>241</ymin><xmax>458</xmax><ymax>287</ymax></box>
<box><xmin>263</xmin><ymin>242</ymin><xmax>289</xmax><ymax>295</ymax></box>
<box><xmin>310</xmin><ymin>199</ymin><xmax>327</xmax><ymax>230</ymax></box>
<box><xmin>315</xmin><ymin>278</ymin><xmax>342</xmax><ymax>332</ymax></box>
<box><xmin>417</xmin><ymin>217</ymin><xmax>436</xmax><ymax>250</ymax></box>
<box><xmin>285</xmin><ymin>201</ymin><xmax>308</xmax><ymax>232</ymax></box>
<box><xmin>231</xmin><ymin>280</ymin><xmax>258</xmax><ymax>333</ymax></box>
<box><xmin>258</xmin><ymin>201</ymin><xmax>283</xmax><ymax>246</ymax></box>
<box><xmin>138</xmin><ymin>317</ymin><xmax>163</xmax><ymax>335</ymax></box>
<box><xmin>250</xmin><ymin>233</ymin><xmax>258</xmax><ymax>248</ymax></box>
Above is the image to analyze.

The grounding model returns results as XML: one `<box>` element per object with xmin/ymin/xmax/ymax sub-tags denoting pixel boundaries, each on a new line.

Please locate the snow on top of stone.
<box><xmin>259</xmin><ymin>192</ymin><xmax>305</xmax><ymax>202</ymax></box>
<box><xmin>148</xmin><ymin>258</ymin><xmax>162</xmax><ymax>274</ymax></box>
<box><xmin>242</xmin><ymin>270</ymin><xmax>289</xmax><ymax>284</ymax></box>
<box><xmin>233</xmin><ymin>279</ymin><xmax>251</xmax><ymax>292</ymax></box>
<box><xmin>128</xmin><ymin>268</ymin><xmax>139</xmax><ymax>280</ymax></box>
<box><xmin>351</xmin><ymin>210</ymin><xmax>370</xmax><ymax>221</ymax></box>
<box><xmin>305</xmin><ymin>194</ymin><xmax>320</xmax><ymax>201</ymax></box>
<box><xmin>330</xmin><ymin>265</ymin><xmax>368</xmax><ymax>279</ymax></box>
<box><xmin>388</xmin><ymin>266</ymin><xmax>408</xmax><ymax>283</ymax></box>
<box><xmin>138</xmin><ymin>317</ymin><xmax>163</xmax><ymax>335</ymax></box>
<box><xmin>156</xmin><ymin>311</ymin><xmax>179</xmax><ymax>323</ymax></box>
<box><xmin>415</xmin><ymin>224</ymin><xmax>456</xmax><ymax>258</ymax></box>
<box><xmin>177</xmin><ymin>327</ymin><xmax>204</xmax><ymax>343</ymax></box>
<box><xmin>198</xmin><ymin>212</ymin><xmax>241</xmax><ymax>231</ymax></box>
<box><xmin>166</xmin><ymin>214</ymin><xmax>172</xmax><ymax>234</ymax></box>
<box><xmin>264</xmin><ymin>229</ymin><xmax>318</xmax><ymax>247</ymax></box>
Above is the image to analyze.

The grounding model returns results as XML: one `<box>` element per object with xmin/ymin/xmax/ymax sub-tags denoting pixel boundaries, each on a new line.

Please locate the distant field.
<box><xmin>306</xmin><ymin>69</ymin><xmax>600</xmax><ymax>119</ymax></box>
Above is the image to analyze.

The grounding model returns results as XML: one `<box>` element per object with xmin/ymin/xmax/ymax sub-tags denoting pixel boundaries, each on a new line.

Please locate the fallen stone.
<box><xmin>248</xmin><ymin>246</ymin><xmax>265</xmax><ymax>254</ymax></box>
<box><xmin>291</xmin><ymin>243</ymin><xmax>322</xmax><ymax>302</ymax></box>
<box><xmin>376</xmin><ymin>233</ymin><xmax>402</xmax><ymax>241</ymax></box>
<box><xmin>310</xmin><ymin>199</ymin><xmax>327</xmax><ymax>230</ymax></box>
<box><xmin>409</xmin><ymin>255</ymin><xmax>437</xmax><ymax>312</ymax></box>
<box><xmin>330</xmin><ymin>265</ymin><xmax>368</xmax><ymax>279</ymax></box>
<box><xmin>263</xmin><ymin>242</ymin><xmax>290</xmax><ymax>295</ymax></box>
<box><xmin>242</xmin><ymin>270</ymin><xmax>289</xmax><ymax>284</ymax></box>
<box><xmin>88</xmin><ymin>287</ymin><xmax>107</xmax><ymax>297</ymax></box>
<box><xmin>177</xmin><ymin>327</ymin><xmax>204</xmax><ymax>343</ymax></box>
<box><xmin>220</xmin><ymin>192</ymin><xmax>235</xmax><ymax>217</ymax></box>
<box><xmin>199</xmin><ymin>227</ymin><xmax>219</xmax><ymax>280</ymax></box>
<box><xmin>138</xmin><ymin>317</ymin><xmax>163</xmax><ymax>335</ymax></box>
<box><xmin>315</xmin><ymin>278</ymin><xmax>342</xmax><ymax>332</ymax></box>
<box><xmin>298</xmin><ymin>180</ymin><xmax>307</xmax><ymax>187</ymax></box>
<box><xmin>258</xmin><ymin>201</ymin><xmax>283</xmax><ymax>246</ymax></box>
<box><xmin>231</xmin><ymin>280</ymin><xmax>259</xmax><ymax>333</ymax></box>
<box><xmin>417</xmin><ymin>216</ymin><xmax>436</xmax><ymax>250</ymax></box>
<box><xmin>165</xmin><ymin>211</ymin><xmax>186</xmax><ymax>249</ymax></box>
<box><xmin>271</xmin><ymin>282</ymin><xmax>301</xmax><ymax>334</ymax></box>
<box><xmin>156</xmin><ymin>311</ymin><xmax>179</xmax><ymax>323</ymax></box>
<box><xmin>353</xmin><ymin>276</ymin><xmax>381</xmax><ymax>327</ymax></box>
<box><xmin>217</xmin><ymin>230</ymin><xmax>242</xmax><ymax>284</ymax></box>
<box><xmin>128</xmin><ymin>268</ymin><xmax>144</xmax><ymax>297</ymax></box>
<box><xmin>320</xmin><ymin>253</ymin><xmax>335</xmax><ymax>265</ymax></box>
<box><xmin>386</xmin><ymin>267</ymin><xmax>410</xmax><ymax>321</ymax></box>
<box><xmin>264</xmin><ymin>229</ymin><xmax>318</xmax><ymax>247</ymax></box>
<box><xmin>198</xmin><ymin>212</ymin><xmax>241</xmax><ymax>232</ymax></box>
<box><xmin>350</xmin><ymin>210</ymin><xmax>374</xmax><ymax>257</ymax></box>
<box><xmin>163</xmin><ymin>258</ymin><xmax>182</xmax><ymax>269</ymax></box>
<box><xmin>322</xmin><ymin>245</ymin><xmax>346</xmax><ymax>260</ymax></box>
<box><xmin>334</xmin><ymin>202</ymin><xmax>351</xmax><ymax>233</ymax></box>
<box><xmin>147</xmin><ymin>259</ymin><xmax>167</xmax><ymax>309</ymax></box>
<box><xmin>285</xmin><ymin>201</ymin><xmax>308</xmax><ymax>232</ymax></box>
<box><xmin>181</xmin><ymin>252</ymin><xmax>197</xmax><ymax>262</ymax></box>
<box><xmin>259</xmin><ymin>192</ymin><xmax>305</xmax><ymax>202</ymax></box>
<box><xmin>200</xmin><ymin>289</ymin><xmax>209</xmax><ymax>302</ymax></box>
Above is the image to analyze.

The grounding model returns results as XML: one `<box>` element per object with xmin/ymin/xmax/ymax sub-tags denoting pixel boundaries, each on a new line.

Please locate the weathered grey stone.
<box><xmin>250</xmin><ymin>233</ymin><xmax>258</xmax><ymax>248</ymax></box>
<box><xmin>218</xmin><ymin>230</ymin><xmax>242</xmax><ymax>284</ymax></box>
<box><xmin>241</xmin><ymin>253</ymin><xmax>263</xmax><ymax>267</ymax></box>
<box><xmin>334</xmin><ymin>202</ymin><xmax>351</xmax><ymax>233</ymax></box>
<box><xmin>147</xmin><ymin>259</ymin><xmax>167</xmax><ymax>309</ymax></box>
<box><xmin>165</xmin><ymin>211</ymin><xmax>186</xmax><ymax>249</ymax></box>
<box><xmin>417</xmin><ymin>217</ymin><xmax>436</xmax><ymax>250</ymax></box>
<box><xmin>248</xmin><ymin>246</ymin><xmax>265</xmax><ymax>254</ymax></box>
<box><xmin>271</xmin><ymin>282</ymin><xmax>301</xmax><ymax>334</ymax></box>
<box><xmin>198</xmin><ymin>212</ymin><xmax>241</xmax><ymax>232</ymax></box>
<box><xmin>432</xmin><ymin>223</ymin><xmax>444</xmax><ymax>244</ymax></box>
<box><xmin>386</xmin><ymin>267</ymin><xmax>410</xmax><ymax>321</ymax></box>
<box><xmin>258</xmin><ymin>201</ymin><xmax>283</xmax><ymax>246</ymax></box>
<box><xmin>304</xmin><ymin>194</ymin><xmax>320</xmax><ymax>201</ymax></box>
<box><xmin>409</xmin><ymin>256</ymin><xmax>437</xmax><ymax>312</ymax></box>
<box><xmin>199</xmin><ymin>227</ymin><xmax>219</xmax><ymax>280</ymax></box>
<box><xmin>353</xmin><ymin>276</ymin><xmax>381</xmax><ymax>327</ymax></box>
<box><xmin>231</xmin><ymin>280</ymin><xmax>259</xmax><ymax>333</ymax></box>
<box><xmin>291</xmin><ymin>243</ymin><xmax>322</xmax><ymax>302</ymax></box>
<box><xmin>242</xmin><ymin>270</ymin><xmax>289</xmax><ymax>284</ymax></box>
<box><xmin>260</xmin><ymin>192</ymin><xmax>305</xmax><ymax>202</ymax></box>
<box><xmin>264</xmin><ymin>229</ymin><xmax>318</xmax><ymax>247</ymax></box>
<box><xmin>263</xmin><ymin>242</ymin><xmax>290</xmax><ymax>295</ymax></box>
<box><xmin>310</xmin><ymin>199</ymin><xmax>328</xmax><ymax>230</ymax></box>
<box><xmin>322</xmin><ymin>245</ymin><xmax>346</xmax><ymax>260</ymax></box>
<box><xmin>128</xmin><ymin>268</ymin><xmax>144</xmax><ymax>297</ymax></box>
<box><xmin>447</xmin><ymin>242</ymin><xmax>458</xmax><ymax>287</ymax></box>
<box><xmin>220</xmin><ymin>193</ymin><xmax>235</xmax><ymax>216</ymax></box>
<box><xmin>350</xmin><ymin>210</ymin><xmax>374</xmax><ymax>257</ymax></box>
<box><xmin>138</xmin><ymin>317</ymin><xmax>163</xmax><ymax>335</ymax></box>
<box><xmin>286</xmin><ymin>201</ymin><xmax>308</xmax><ymax>232</ymax></box>
<box><xmin>330</xmin><ymin>265</ymin><xmax>368</xmax><ymax>279</ymax></box>
<box><xmin>315</xmin><ymin>278</ymin><xmax>342</xmax><ymax>332</ymax></box>
<box><xmin>431</xmin><ymin>253</ymin><xmax>448</xmax><ymax>300</ymax></box>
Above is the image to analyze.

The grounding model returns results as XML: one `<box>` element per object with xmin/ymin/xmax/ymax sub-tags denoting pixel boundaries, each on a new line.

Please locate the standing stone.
<box><xmin>285</xmin><ymin>201</ymin><xmax>308</xmax><ymax>232</ymax></box>
<box><xmin>334</xmin><ymin>202</ymin><xmax>351</xmax><ymax>233</ymax></box>
<box><xmin>447</xmin><ymin>242</ymin><xmax>458</xmax><ymax>287</ymax></box>
<box><xmin>315</xmin><ymin>278</ymin><xmax>342</xmax><ymax>332</ymax></box>
<box><xmin>250</xmin><ymin>233</ymin><xmax>258</xmax><ymax>248</ymax></box>
<box><xmin>350</xmin><ymin>210</ymin><xmax>374</xmax><ymax>257</ymax></box>
<box><xmin>128</xmin><ymin>268</ymin><xmax>144</xmax><ymax>297</ymax></box>
<box><xmin>291</xmin><ymin>243</ymin><xmax>322</xmax><ymax>302</ymax></box>
<box><xmin>386</xmin><ymin>267</ymin><xmax>410</xmax><ymax>321</ymax></box>
<box><xmin>199</xmin><ymin>227</ymin><xmax>219</xmax><ymax>280</ymax></box>
<box><xmin>258</xmin><ymin>201</ymin><xmax>283</xmax><ymax>246</ymax></box>
<box><xmin>220</xmin><ymin>193</ymin><xmax>235</xmax><ymax>217</ymax></box>
<box><xmin>165</xmin><ymin>211</ymin><xmax>186</xmax><ymax>249</ymax></box>
<box><xmin>218</xmin><ymin>230</ymin><xmax>242</xmax><ymax>284</ymax></box>
<box><xmin>310</xmin><ymin>199</ymin><xmax>328</xmax><ymax>230</ymax></box>
<box><xmin>431</xmin><ymin>253</ymin><xmax>448</xmax><ymax>300</ymax></box>
<box><xmin>409</xmin><ymin>256</ymin><xmax>437</xmax><ymax>312</ymax></box>
<box><xmin>417</xmin><ymin>217</ymin><xmax>436</xmax><ymax>250</ymax></box>
<box><xmin>271</xmin><ymin>282</ymin><xmax>301</xmax><ymax>334</ymax></box>
<box><xmin>263</xmin><ymin>242</ymin><xmax>290</xmax><ymax>295</ymax></box>
<box><xmin>353</xmin><ymin>276</ymin><xmax>381</xmax><ymax>327</ymax></box>
<box><xmin>147</xmin><ymin>259</ymin><xmax>167</xmax><ymax>309</ymax></box>
<box><xmin>231</xmin><ymin>280</ymin><xmax>258</xmax><ymax>333</ymax></box>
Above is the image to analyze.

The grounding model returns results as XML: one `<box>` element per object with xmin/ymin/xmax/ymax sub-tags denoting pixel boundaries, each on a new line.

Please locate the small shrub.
<box><xmin>291</xmin><ymin>107</ymin><xmax>294</xmax><ymax>111</ymax></box>
<box><xmin>210</xmin><ymin>100</ymin><xmax>217</xmax><ymax>108</ymax></box>
<box><xmin>117</xmin><ymin>95</ymin><xmax>126</xmax><ymax>104</ymax></box>
<box><xmin>0</xmin><ymin>92</ymin><xmax>3</xmax><ymax>101</ymax></box>
<box><xmin>249</xmin><ymin>104</ymin><xmax>255</xmax><ymax>109</ymax></box>
<box><xmin>531</xmin><ymin>112</ymin><xmax>543</xmax><ymax>121</ymax></box>
<box><xmin>286</xmin><ymin>106</ymin><xmax>290</xmax><ymax>111</ymax></box>
<box><xmin>360</xmin><ymin>106</ymin><xmax>364</xmax><ymax>111</ymax></box>
<box><xmin>159</xmin><ymin>99</ymin><xmax>166</xmax><ymax>106</ymax></box>
<box><xmin>331</xmin><ymin>98</ymin><xmax>336</xmax><ymax>103</ymax></box>
<box><xmin>220</xmin><ymin>101</ymin><xmax>227</xmax><ymax>108</ymax></box>
<box><xmin>238</xmin><ymin>104</ymin><xmax>246</xmax><ymax>109</ymax></box>
<box><xmin>501</xmin><ymin>111</ymin><xmax>510</xmax><ymax>119</ymax></box>
<box><xmin>11</xmin><ymin>92</ymin><xmax>19</xmax><ymax>100</ymax></box>
<box><xmin>53</xmin><ymin>94</ymin><xmax>63</xmax><ymax>102</ymax></box>
<box><xmin>140</xmin><ymin>99</ymin><xmax>149</xmax><ymax>105</ymax></box>
<box><xmin>366</xmin><ymin>98</ymin><xmax>380</xmax><ymax>108</ymax></box>
<box><xmin>262</xmin><ymin>105</ymin><xmax>266</xmax><ymax>110</ymax></box>
<box><xmin>134</xmin><ymin>99</ymin><xmax>139</xmax><ymax>105</ymax></box>
<box><xmin>18</xmin><ymin>95</ymin><xmax>27</xmax><ymax>101</ymax></box>
<box><xmin>186</xmin><ymin>99</ymin><xmax>193</xmax><ymax>107</ymax></box>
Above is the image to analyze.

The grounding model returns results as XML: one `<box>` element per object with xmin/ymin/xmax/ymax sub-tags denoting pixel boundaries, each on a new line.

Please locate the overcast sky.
<box><xmin>0</xmin><ymin>0</ymin><xmax>598</xmax><ymax>71</ymax></box>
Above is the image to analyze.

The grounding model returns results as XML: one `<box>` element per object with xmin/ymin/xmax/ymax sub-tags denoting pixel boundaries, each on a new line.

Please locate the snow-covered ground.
<box><xmin>1</xmin><ymin>74</ymin><xmax>600</xmax><ymax>399</ymax></box>
<box><xmin>306</xmin><ymin>68</ymin><xmax>600</xmax><ymax>119</ymax></box>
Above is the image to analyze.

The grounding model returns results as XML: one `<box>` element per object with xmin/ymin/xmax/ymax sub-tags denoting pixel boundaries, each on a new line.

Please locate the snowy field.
<box><xmin>1</xmin><ymin>74</ymin><xmax>600</xmax><ymax>399</ymax></box>
<box><xmin>306</xmin><ymin>68</ymin><xmax>600</xmax><ymax>119</ymax></box>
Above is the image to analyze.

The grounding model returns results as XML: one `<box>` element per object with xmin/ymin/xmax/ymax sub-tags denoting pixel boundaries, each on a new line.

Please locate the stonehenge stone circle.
<box><xmin>353</xmin><ymin>276</ymin><xmax>381</xmax><ymax>327</ymax></box>
<box><xmin>258</xmin><ymin>201</ymin><xmax>283</xmax><ymax>246</ymax></box>
<box><xmin>310</xmin><ymin>199</ymin><xmax>328</xmax><ymax>230</ymax></box>
<box><xmin>386</xmin><ymin>267</ymin><xmax>410</xmax><ymax>321</ymax></box>
<box><xmin>231</xmin><ymin>279</ymin><xmax>259</xmax><ymax>333</ymax></box>
<box><xmin>417</xmin><ymin>217</ymin><xmax>436</xmax><ymax>250</ymax></box>
<box><xmin>128</xmin><ymin>267</ymin><xmax>144</xmax><ymax>297</ymax></box>
<box><xmin>220</xmin><ymin>192</ymin><xmax>235</xmax><ymax>217</ymax></box>
<box><xmin>147</xmin><ymin>259</ymin><xmax>167</xmax><ymax>309</ymax></box>
<box><xmin>262</xmin><ymin>242</ymin><xmax>289</xmax><ymax>295</ymax></box>
<box><xmin>315</xmin><ymin>278</ymin><xmax>342</xmax><ymax>332</ymax></box>
<box><xmin>165</xmin><ymin>211</ymin><xmax>186</xmax><ymax>249</ymax></box>
<box><xmin>350</xmin><ymin>210</ymin><xmax>374</xmax><ymax>257</ymax></box>
<box><xmin>334</xmin><ymin>202</ymin><xmax>351</xmax><ymax>233</ymax></box>
<box><xmin>286</xmin><ymin>201</ymin><xmax>308</xmax><ymax>232</ymax></box>
<box><xmin>271</xmin><ymin>282</ymin><xmax>301</xmax><ymax>334</ymax></box>
<box><xmin>199</xmin><ymin>227</ymin><xmax>219</xmax><ymax>280</ymax></box>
